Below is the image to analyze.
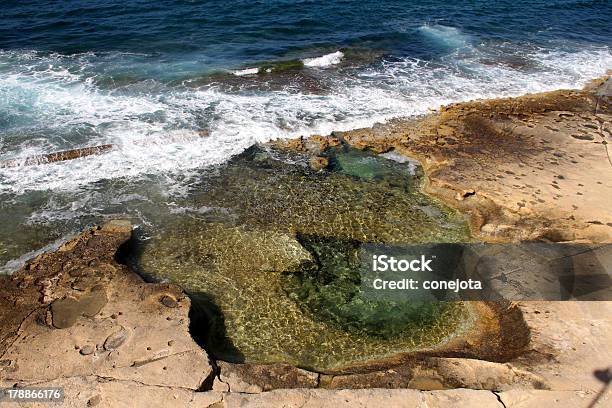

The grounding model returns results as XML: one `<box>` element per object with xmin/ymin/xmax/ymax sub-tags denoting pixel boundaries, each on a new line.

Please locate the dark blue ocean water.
<box><xmin>0</xmin><ymin>0</ymin><xmax>610</xmax><ymax>269</ymax></box>
<box><xmin>2</xmin><ymin>0</ymin><xmax>611</xmax><ymax>68</ymax></box>
<box><xmin>2</xmin><ymin>0</ymin><xmax>611</xmax><ymax>78</ymax></box>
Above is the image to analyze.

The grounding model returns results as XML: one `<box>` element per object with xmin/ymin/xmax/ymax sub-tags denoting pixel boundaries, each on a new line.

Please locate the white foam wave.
<box><xmin>233</xmin><ymin>67</ymin><xmax>260</xmax><ymax>76</ymax></box>
<box><xmin>418</xmin><ymin>24</ymin><xmax>471</xmax><ymax>50</ymax></box>
<box><xmin>0</xmin><ymin>233</ymin><xmax>78</xmax><ymax>274</ymax></box>
<box><xmin>0</xmin><ymin>45</ymin><xmax>610</xmax><ymax>195</ymax></box>
<box><xmin>302</xmin><ymin>51</ymin><xmax>344</xmax><ymax>67</ymax></box>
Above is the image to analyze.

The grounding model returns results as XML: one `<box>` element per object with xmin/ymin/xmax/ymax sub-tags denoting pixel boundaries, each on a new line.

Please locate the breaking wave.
<box><xmin>418</xmin><ymin>24</ymin><xmax>471</xmax><ymax>50</ymax></box>
<box><xmin>302</xmin><ymin>51</ymin><xmax>344</xmax><ymax>67</ymax></box>
<box><xmin>0</xmin><ymin>38</ymin><xmax>611</xmax><ymax>195</ymax></box>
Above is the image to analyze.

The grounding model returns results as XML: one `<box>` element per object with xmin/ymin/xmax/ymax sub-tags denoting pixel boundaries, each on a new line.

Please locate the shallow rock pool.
<box><xmin>132</xmin><ymin>145</ymin><xmax>474</xmax><ymax>371</ymax></box>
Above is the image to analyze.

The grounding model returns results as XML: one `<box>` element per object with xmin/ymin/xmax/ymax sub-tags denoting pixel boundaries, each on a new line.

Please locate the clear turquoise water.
<box><xmin>131</xmin><ymin>145</ymin><xmax>473</xmax><ymax>370</ymax></box>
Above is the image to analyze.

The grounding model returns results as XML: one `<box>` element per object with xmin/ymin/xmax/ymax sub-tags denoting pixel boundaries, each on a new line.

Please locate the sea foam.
<box><xmin>418</xmin><ymin>24</ymin><xmax>471</xmax><ymax>50</ymax></box>
<box><xmin>0</xmin><ymin>44</ymin><xmax>611</xmax><ymax>195</ymax></box>
<box><xmin>302</xmin><ymin>51</ymin><xmax>344</xmax><ymax>67</ymax></box>
<box><xmin>233</xmin><ymin>67</ymin><xmax>260</xmax><ymax>76</ymax></box>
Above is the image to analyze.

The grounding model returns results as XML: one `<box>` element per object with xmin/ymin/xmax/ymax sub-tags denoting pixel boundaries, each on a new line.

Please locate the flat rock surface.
<box><xmin>0</xmin><ymin>385</ymin><xmax>605</xmax><ymax>407</ymax></box>
<box><xmin>515</xmin><ymin>301</ymin><xmax>612</xmax><ymax>393</ymax></box>
<box><xmin>0</xmin><ymin>222</ymin><xmax>213</xmax><ymax>393</ymax></box>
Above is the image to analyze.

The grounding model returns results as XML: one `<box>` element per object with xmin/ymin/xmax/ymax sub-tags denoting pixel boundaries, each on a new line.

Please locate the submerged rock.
<box><xmin>282</xmin><ymin>236</ymin><xmax>465</xmax><ymax>339</ymax></box>
<box><xmin>331</xmin><ymin>149</ymin><xmax>400</xmax><ymax>180</ymax></box>
<box><xmin>134</xmin><ymin>146</ymin><xmax>474</xmax><ymax>371</ymax></box>
<box><xmin>309</xmin><ymin>155</ymin><xmax>329</xmax><ymax>170</ymax></box>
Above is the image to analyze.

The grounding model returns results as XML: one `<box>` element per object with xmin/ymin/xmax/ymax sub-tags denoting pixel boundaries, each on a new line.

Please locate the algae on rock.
<box><xmin>134</xmin><ymin>145</ymin><xmax>473</xmax><ymax>371</ymax></box>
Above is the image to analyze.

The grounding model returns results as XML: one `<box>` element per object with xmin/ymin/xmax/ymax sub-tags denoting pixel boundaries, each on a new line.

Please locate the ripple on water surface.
<box><xmin>134</xmin><ymin>146</ymin><xmax>473</xmax><ymax>371</ymax></box>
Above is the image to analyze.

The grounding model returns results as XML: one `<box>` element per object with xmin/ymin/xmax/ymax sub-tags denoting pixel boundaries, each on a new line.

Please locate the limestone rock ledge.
<box><xmin>272</xmin><ymin>75</ymin><xmax>612</xmax><ymax>243</ymax></box>
<box><xmin>0</xmin><ymin>222</ymin><xmax>610</xmax><ymax>407</ymax></box>
<box><xmin>0</xmin><ymin>221</ymin><xmax>214</xmax><ymax>401</ymax></box>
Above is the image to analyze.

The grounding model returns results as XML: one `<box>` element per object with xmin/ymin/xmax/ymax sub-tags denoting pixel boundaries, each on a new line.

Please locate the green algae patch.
<box><xmin>331</xmin><ymin>149</ymin><xmax>400</xmax><ymax>180</ymax></box>
<box><xmin>283</xmin><ymin>235</ymin><xmax>464</xmax><ymax>339</ymax></box>
<box><xmin>134</xmin><ymin>145</ymin><xmax>473</xmax><ymax>371</ymax></box>
<box><xmin>259</xmin><ymin>59</ymin><xmax>305</xmax><ymax>73</ymax></box>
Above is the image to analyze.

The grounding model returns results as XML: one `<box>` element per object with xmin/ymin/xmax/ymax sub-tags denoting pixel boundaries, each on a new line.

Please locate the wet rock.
<box><xmin>99</xmin><ymin>219</ymin><xmax>133</xmax><ymax>235</ymax></box>
<box><xmin>80</xmin><ymin>345</ymin><xmax>95</xmax><ymax>355</ymax></box>
<box><xmin>309</xmin><ymin>156</ymin><xmax>329</xmax><ymax>170</ymax></box>
<box><xmin>50</xmin><ymin>288</ymin><xmax>107</xmax><ymax>329</ymax></box>
<box><xmin>160</xmin><ymin>295</ymin><xmax>178</xmax><ymax>308</ymax></box>
<box><xmin>274</xmin><ymin>137</ymin><xmax>305</xmax><ymax>152</ymax></box>
<box><xmin>304</xmin><ymin>135</ymin><xmax>339</xmax><ymax>153</ymax></box>
<box><xmin>82</xmin><ymin>288</ymin><xmax>109</xmax><ymax>315</ymax></box>
<box><xmin>104</xmin><ymin>327</ymin><xmax>129</xmax><ymax>350</ymax></box>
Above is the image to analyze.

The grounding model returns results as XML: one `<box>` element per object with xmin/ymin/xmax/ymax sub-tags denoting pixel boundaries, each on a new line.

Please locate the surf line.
<box><xmin>0</xmin><ymin>130</ymin><xmax>210</xmax><ymax>168</ymax></box>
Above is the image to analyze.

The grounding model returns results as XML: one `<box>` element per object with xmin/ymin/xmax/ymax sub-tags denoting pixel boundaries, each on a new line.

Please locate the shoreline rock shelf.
<box><xmin>272</xmin><ymin>75</ymin><xmax>612</xmax><ymax>244</ymax></box>
<box><xmin>1</xmin><ymin>222</ymin><xmax>610</xmax><ymax>407</ymax></box>
<box><xmin>0</xmin><ymin>222</ymin><xmax>540</xmax><ymax>386</ymax></box>
<box><xmin>1</xmin><ymin>76</ymin><xmax>612</xmax><ymax>407</ymax></box>
<box><xmin>0</xmin><ymin>221</ymin><xmax>214</xmax><ymax>402</ymax></box>
<box><xmin>131</xmin><ymin>145</ymin><xmax>483</xmax><ymax>372</ymax></box>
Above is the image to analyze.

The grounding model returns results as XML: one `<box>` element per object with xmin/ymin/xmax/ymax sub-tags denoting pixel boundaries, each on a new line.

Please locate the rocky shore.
<box><xmin>274</xmin><ymin>75</ymin><xmax>612</xmax><ymax>243</ymax></box>
<box><xmin>1</xmin><ymin>77</ymin><xmax>611</xmax><ymax>407</ymax></box>
<box><xmin>1</xmin><ymin>221</ymin><xmax>609</xmax><ymax>407</ymax></box>
<box><xmin>0</xmin><ymin>221</ymin><xmax>215</xmax><ymax>406</ymax></box>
